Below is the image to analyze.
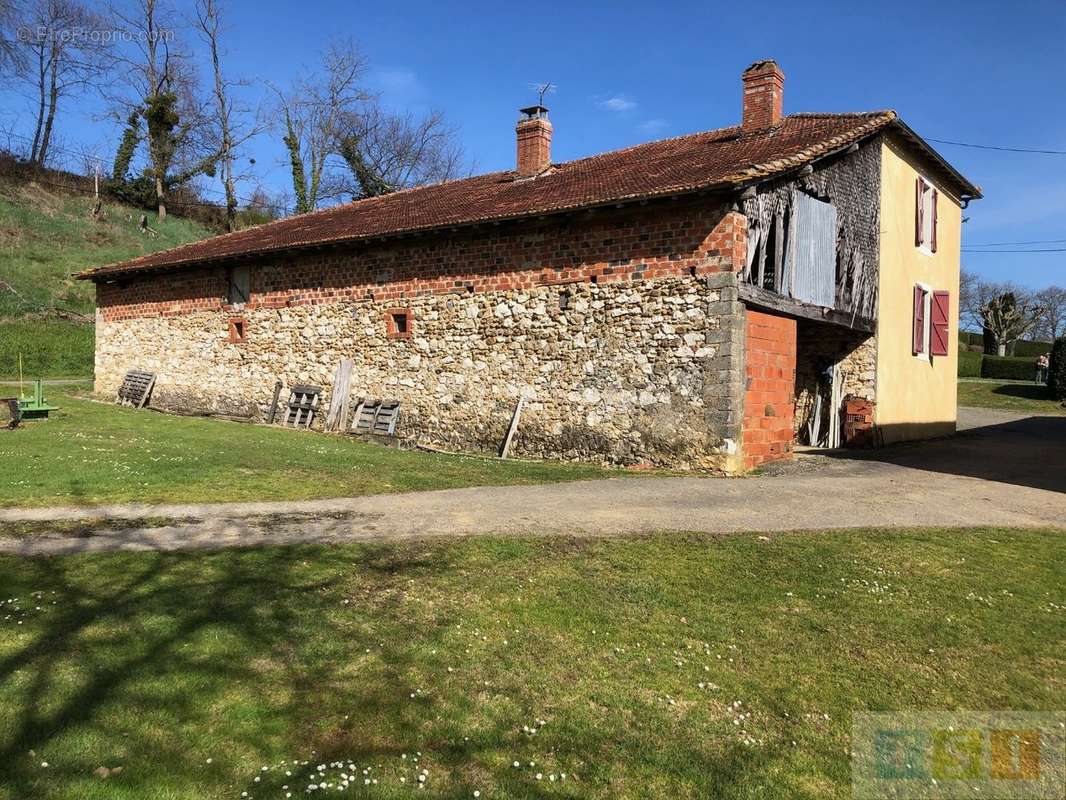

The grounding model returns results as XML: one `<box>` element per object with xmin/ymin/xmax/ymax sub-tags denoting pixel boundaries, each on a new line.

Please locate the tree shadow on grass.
<box><xmin>0</xmin><ymin>540</ymin><xmax>796</xmax><ymax>799</ymax></box>
<box><xmin>989</xmin><ymin>383</ymin><xmax>1055</xmax><ymax>401</ymax></box>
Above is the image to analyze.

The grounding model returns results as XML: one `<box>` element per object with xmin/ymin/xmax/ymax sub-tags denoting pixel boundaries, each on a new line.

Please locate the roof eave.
<box><xmin>77</xmin><ymin>181</ymin><xmax>743</xmax><ymax>282</ymax></box>
<box><xmin>889</xmin><ymin>118</ymin><xmax>982</xmax><ymax>200</ymax></box>
<box><xmin>78</xmin><ymin>111</ymin><xmax>911</xmax><ymax>282</ymax></box>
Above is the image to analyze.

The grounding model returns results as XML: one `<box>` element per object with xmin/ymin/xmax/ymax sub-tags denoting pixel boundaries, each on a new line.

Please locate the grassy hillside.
<box><xmin>0</xmin><ymin>176</ymin><xmax>214</xmax><ymax>377</ymax></box>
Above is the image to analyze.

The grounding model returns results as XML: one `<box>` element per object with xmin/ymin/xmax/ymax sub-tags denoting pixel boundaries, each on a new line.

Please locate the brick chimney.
<box><xmin>516</xmin><ymin>105</ymin><xmax>552</xmax><ymax>176</ymax></box>
<box><xmin>741</xmin><ymin>60</ymin><xmax>785</xmax><ymax>132</ymax></box>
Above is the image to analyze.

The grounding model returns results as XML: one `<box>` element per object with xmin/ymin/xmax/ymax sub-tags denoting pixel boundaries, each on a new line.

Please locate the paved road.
<box><xmin>1</xmin><ymin>407</ymin><xmax>1063</xmax><ymax>555</ymax></box>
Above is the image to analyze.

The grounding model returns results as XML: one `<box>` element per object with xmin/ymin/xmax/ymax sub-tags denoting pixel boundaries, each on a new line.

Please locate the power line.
<box><xmin>926</xmin><ymin>137</ymin><xmax>1066</xmax><ymax>156</ymax></box>
<box><xmin>965</xmin><ymin>238</ymin><xmax>1066</xmax><ymax>247</ymax></box>
<box><xmin>962</xmin><ymin>248</ymin><xmax>1066</xmax><ymax>253</ymax></box>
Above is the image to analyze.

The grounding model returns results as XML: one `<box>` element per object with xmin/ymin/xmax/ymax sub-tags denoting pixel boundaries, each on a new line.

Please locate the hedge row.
<box><xmin>981</xmin><ymin>356</ymin><xmax>1040</xmax><ymax>381</ymax></box>
<box><xmin>1013</xmin><ymin>339</ymin><xmax>1053</xmax><ymax>358</ymax></box>
<box><xmin>955</xmin><ymin>351</ymin><xmax>1051</xmax><ymax>381</ymax></box>
<box><xmin>958</xmin><ymin>330</ymin><xmax>1052</xmax><ymax>357</ymax></box>
<box><xmin>957</xmin><ymin>350</ymin><xmax>983</xmax><ymax>378</ymax></box>
<box><xmin>1051</xmin><ymin>337</ymin><xmax>1066</xmax><ymax>401</ymax></box>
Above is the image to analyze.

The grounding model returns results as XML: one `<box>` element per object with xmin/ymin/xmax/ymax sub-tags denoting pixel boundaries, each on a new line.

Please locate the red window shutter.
<box><xmin>913</xmin><ymin>285</ymin><xmax>926</xmax><ymax>354</ymax></box>
<box><xmin>915</xmin><ymin>178</ymin><xmax>924</xmax><ymax>246</ymax></box>
<box><xmin>931</xmin><ymin>188</ymin><xmax>939</xmax><ymax>253</ymax></box>
<box><xmin>930</xmin><ymin>290</ymin><xmax>950</xmax><ymax>356</ymax></box>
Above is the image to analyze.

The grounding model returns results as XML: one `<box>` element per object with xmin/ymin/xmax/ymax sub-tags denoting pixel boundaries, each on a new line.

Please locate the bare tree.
<box><xmin>981</xmin><ymin>289</ymin><xmax>1042</xmax><ymax>356</ymax></box>
<box><xmin>274</xmin><ymin>40</ymin><xmax>465</xmax><ymax>213</ymax></box>
<box><xmin>108</xmin><ymin>0</ymin><xmax>217</xmax><ymax>220</ymax></box>
<box><xmin>336</xmin><ymin>105</ymin><xmax>464</xmax><ymax>199</ymax></box>
<box><xmin>16</xmin><ymin>0</ymin><xmax>112</xmax><ymax>167</ymax></box>
<box><xmin>0</xmin><ymin>0</ymin><xmax>23</xmax><ymax>78</ymax></box>
<box><xmin>959</xmin><ymin>268</ymin><xmax>983</xmax><ymax>332</ymax></box>
<box><xmin>1033</xmin><ymin>285</ymin><xmax>1066</xmax><ymax>342</ymax></box>
<box><xmin>274</xmin><ymin>40</ymin><xmax>369</xmax><ymax>213</ymax></box>
<box><xmin>194</xmin><ymin>0</ymin><xmax>259</xmax><ymax>230</ymax></box>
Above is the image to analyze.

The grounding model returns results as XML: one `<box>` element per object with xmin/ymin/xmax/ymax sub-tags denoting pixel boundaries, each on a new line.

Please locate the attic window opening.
<box><xmin>386</xmin><ymin>309</ymin><xmax>412</xmax><ymax>339</ymax></box>
<box><xmin>227</xmin><ymin>265</ymin><xmax>251</xmax><ymax>306</ymax></box>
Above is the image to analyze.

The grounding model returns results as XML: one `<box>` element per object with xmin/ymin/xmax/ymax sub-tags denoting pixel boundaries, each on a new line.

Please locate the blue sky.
<box><xmin>2</xmin><ymin>0</ymin><xmax>1064</xmax><ymax>288</ymax></box>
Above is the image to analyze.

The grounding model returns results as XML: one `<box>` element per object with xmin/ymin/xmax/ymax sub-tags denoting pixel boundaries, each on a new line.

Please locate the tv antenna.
<box><xmin>528</xmin><ymin>82</ymin><xmax>556</xmax><ymax>106</ymax></box>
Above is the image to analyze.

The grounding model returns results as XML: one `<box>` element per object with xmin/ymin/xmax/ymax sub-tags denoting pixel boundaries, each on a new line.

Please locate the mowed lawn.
<box><xmin>957</xmin><ymin>378</ymin><xmax>1066</xmax><ymax>415</ymax></box>
<box><xmin>0</xmin><ymin>528</ymin><xmax>1062</xmax><ymax>799</ymax></box>
<box><xmin>0</xmin><ymin>392</ymin><xmax>612</xmax><ymax>507</ymax></box>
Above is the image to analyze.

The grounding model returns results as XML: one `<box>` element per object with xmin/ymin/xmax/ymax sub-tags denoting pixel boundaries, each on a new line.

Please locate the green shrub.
<box><xmin>1050</xmin><ymin>337</ymin><xmax>1066</xmax><ymax>401</ymax></box>
<box><xmin>957</xmin><ymin>350</ymin><xmax>983</xmax><ymax>377</ymax></box>
<box><xmin>981</xmin><ymin>355</ymin><xmax>1038</xmax><ymax>381</ymax></box>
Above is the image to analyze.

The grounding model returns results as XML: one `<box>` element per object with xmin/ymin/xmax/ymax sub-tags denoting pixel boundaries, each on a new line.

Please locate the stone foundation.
<box><xmin>95</xmin><ymin>273</ymin><xmax>746</xmax><ymax>469</ymax></box>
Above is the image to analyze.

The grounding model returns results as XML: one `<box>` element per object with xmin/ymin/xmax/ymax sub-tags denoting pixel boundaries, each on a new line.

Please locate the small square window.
<box><xmin>386</xmin><ymin>308</ymin><xmax>412</xmax><ymax>339</ymax></box>
<box><xmin>229</xmin><ymin>317</ymin><xmax>247</xmax><ymax>343</ymax></box>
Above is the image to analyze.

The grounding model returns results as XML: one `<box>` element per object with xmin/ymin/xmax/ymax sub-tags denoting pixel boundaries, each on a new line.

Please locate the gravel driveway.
<box><xmin>2</xmin><ymin>407</ymin><xmax>1063</xmax><ymax>555</ymax></box>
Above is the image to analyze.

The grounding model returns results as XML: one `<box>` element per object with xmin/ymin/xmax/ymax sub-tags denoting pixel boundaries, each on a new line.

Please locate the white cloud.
<box><xmin>597</xmin><ymin>95</ymin><xmax>637</xmax><ymax>112</ymax></box>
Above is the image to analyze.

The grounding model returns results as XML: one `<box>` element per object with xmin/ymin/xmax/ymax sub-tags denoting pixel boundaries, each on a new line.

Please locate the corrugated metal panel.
<box><xmin>791</xmin><ymin>191</ymin><xmax>837</xmax><ymax>307</ymax></box>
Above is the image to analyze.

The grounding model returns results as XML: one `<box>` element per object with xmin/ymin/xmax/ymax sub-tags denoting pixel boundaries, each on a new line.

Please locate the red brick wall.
<box><xmin>96</xmin><ymin>203</ymin><xmax>748</xmax><ymax>322</ymax></box>
<box><xmin>742</xmin><ymin>309</ymin><xmax>797</xmax><ymax>470</ymax></box>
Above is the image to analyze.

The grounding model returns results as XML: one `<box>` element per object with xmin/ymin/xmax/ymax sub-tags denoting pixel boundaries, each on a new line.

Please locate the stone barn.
<box><xmin>80</xmin><ymin>61</ymin><xmax>980</xmax><ymax>472</ymax></box>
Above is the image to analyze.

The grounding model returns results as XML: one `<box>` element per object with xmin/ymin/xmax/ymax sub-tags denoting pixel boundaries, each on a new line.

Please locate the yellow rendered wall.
<box><xmin>875</xmin><ymin>138</ymin><xmax>962</xmax><ymax>443</ymax></box>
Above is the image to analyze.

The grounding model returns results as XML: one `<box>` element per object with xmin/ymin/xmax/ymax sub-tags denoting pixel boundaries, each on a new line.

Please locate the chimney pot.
<box><xmin>742</xmin><ymin>60</ymin><xmax>785</xmax><ymax>133</ymax></box>
<box><xmin>516</xmin><ymin>105</ymin><xmax>552</xmax><ymax>177</ymax></box>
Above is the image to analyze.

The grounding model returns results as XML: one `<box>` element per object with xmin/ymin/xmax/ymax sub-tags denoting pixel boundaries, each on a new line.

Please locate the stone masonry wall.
<box><xmin>94</xmin><ymin>200</ymin><xmax>749</xmax><ymax>469</ymax></box>
<box><xmin>793</xmin><ymin>319</ymin><xmax>876</xmax><ymax>443</ymax></box>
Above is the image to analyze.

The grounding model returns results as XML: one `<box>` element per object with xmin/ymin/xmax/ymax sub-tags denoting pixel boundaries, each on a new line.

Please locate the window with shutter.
<box><xmin>930</xmin><ymin>290</ymin><xmax>950</xmax><ymax>356</ymax></box>
<box><xmin>915</xmin><ymin>177</ymin><xmax>937</xmax><ymax>251</ymax></box>
<box><xmin>913</xmin><ymin>285</ymin><xmax>927</xmax><ymax>355</ymax></box>
<box><xmin>915</xmin><ymin>178</ymin><xmax>924</xmax><ymax>247</ymax></box>
<box><xmin>930</xmin><ymin>189</ymin><xmax>938</xmax><ymax>253</ymax></box>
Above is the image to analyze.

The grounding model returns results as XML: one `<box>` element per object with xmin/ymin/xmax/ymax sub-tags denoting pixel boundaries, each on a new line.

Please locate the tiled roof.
<box><xmin>79</xmin><ymin>111</ymin><xmax>973</xmax><ymax>279</ymax></box>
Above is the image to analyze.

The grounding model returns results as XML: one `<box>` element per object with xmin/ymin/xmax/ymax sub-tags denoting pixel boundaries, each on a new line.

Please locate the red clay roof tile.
<box><xmin>79</xmin><ymin>111</ymin><xmax>936</xmax><ymax>279</ymax></box>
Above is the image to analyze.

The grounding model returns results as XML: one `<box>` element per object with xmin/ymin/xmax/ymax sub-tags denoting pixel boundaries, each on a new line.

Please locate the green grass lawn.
<box><xmin>957</xmin><ymin>378</ymin><xmax>1066</xmax><ymax>415</ymax></box>
<box><xmin>0</xmin><ymin>528</ymin><xmax>1061</xmax><ymax>799</ymax></box>
<box><xmin>0</xmin><ymin>391</ymin><xmax>612</xmax><ymax>507</ymax></box>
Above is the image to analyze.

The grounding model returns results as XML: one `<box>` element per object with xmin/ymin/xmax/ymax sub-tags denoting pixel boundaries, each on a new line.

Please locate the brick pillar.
<box><xmin>741</xmin><ymin>309</ymin><xmax>797</xmax><ymax>470</ymax></box>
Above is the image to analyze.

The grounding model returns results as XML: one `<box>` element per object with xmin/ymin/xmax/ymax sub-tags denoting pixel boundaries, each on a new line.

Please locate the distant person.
<box><xmin>1035</xmin><ymin>353</ymin><xmax>1049</xmax><ymax>384</ymax></box>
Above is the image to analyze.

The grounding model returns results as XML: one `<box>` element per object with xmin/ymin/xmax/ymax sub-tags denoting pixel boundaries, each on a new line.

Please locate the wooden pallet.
<box><xmin>282</xmin><ymin>385</ymin><xmax>323</xmax><ymax>429</ymax></box>
<box><xmin>117</xmin><ymin>370</ymin><xmax>156</xmax><ymax>408</ymax></box>
<box><xmin>349</xmin><ymin>398</ymin><xmax>400</xmax><ymax>437</ymax></box>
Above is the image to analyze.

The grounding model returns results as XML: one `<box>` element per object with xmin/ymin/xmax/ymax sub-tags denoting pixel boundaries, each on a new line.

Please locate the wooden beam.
<box><xmin>499</xmin><ymin>396</ymin><xmax>525</xmax><ymax>459</ymax></box>
<box><xmin>324</xmin><ymin>359</ymin><xmax>354</xmax><ymax>432</ymax></box>
<box><xmin>738</xmin><ymin>282</ymin><xmax>875</xmax><ymax>333</ymax></box>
